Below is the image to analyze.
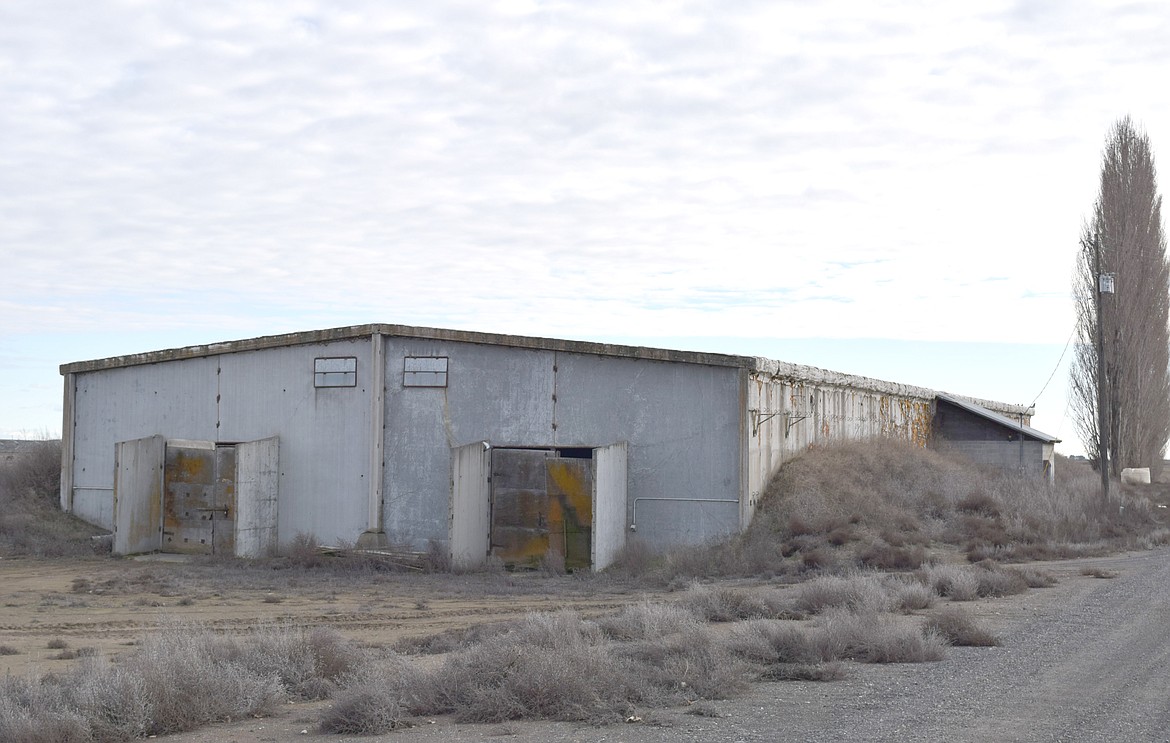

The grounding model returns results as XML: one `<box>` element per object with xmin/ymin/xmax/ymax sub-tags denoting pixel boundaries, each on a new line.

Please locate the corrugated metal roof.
<box><xmin>936</xmin><ymin>393</ymin><xmax>1060</xmax><ymax>443</ymax></box>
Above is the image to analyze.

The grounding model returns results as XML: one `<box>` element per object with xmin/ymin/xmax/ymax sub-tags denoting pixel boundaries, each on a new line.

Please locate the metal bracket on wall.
<box><xmin>784</xmin><ymin>413</ymin><xmax>809</xmax><ymax>438</ymax></box>
<box><xmin>750</xmin><ymin>409</ymin><xmax>782</xmax><ymax>436</ymax></box>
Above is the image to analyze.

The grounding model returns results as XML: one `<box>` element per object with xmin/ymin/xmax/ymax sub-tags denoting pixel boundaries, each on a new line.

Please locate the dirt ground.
<box><xmin>0</xmin><ymin>554</ymin><xmax>657</xmax><ymax>677</ymax></box>
<box><xmin>0</xmin><ymin>551</ymin><xmax>1141</xmax><ymax>742</ymax></box>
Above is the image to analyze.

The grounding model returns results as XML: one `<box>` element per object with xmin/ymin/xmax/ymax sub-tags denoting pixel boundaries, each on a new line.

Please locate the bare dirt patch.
<box><xmin>0</xmin><ymin>556</ymin><xmax>654</xmax><ymax>679</ymax></box>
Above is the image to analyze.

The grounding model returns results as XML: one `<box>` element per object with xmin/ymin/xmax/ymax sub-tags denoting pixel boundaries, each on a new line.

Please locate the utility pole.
<box><xmin>1093</xmin><ymin>232</ymin><xmax>1112</xmax><ymax>500</ymax></box>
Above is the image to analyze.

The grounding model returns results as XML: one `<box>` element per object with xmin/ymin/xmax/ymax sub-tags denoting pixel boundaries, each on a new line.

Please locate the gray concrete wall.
<box><xmin>382</xmin><ymin>338</ymin><xmax>743</xmax><ymax>551</ymax></box>
<box><xmin>944</xmin><ymin>440</ymin><xmax>1048</xmax><ymax>477</ymax></box>
<box><xmin>69</xmin><ymin>356</ymin><xmax>220</xmax><ymax>527</ymax></box>
<box><xmin>65</xmin><ymin>337</ymin><xmax>374</xmax><ymax>545</ymax></box>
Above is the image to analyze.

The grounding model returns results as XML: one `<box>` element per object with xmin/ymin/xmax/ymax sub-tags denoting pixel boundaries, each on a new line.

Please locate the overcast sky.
<box><xmin>4</xmin><ymin>1</ymin><xmax>1170</xmax><ymax>453</ymax></box>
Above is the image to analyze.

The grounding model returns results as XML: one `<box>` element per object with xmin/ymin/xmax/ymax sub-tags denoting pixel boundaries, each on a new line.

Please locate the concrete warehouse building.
<box><xmin>58</xmin><ymin>324</ymin><xmax>1058</xmax><ymax>570</ymax></box>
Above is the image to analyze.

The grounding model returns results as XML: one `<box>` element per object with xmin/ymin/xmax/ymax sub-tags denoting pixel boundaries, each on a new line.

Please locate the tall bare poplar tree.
<box><xmin>1070</xmin><ymin>116</ymin><xmax>1170</xmax><ymax>481</ymax></box>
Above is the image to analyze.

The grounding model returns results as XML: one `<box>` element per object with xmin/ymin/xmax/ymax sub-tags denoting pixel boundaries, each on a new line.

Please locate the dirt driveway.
<box><xmin>2</xmin><ymin>550</ymin><xmax>1166</xmax><ymax>742</ymax></box>
<box><xmin>0</xmin><ymin>555</ymin><xmax>650</xmax><ymax>677</ymax></box>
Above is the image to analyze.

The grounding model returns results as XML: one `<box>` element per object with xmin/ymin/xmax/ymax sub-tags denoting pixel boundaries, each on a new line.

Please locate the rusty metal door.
<box><xmin>112</xmin><ymin>435</ymin><xmax>165</xmax><ymax>556</ymax></box>
<box><xmin>449</xmin><ymin>441</ymin><xmax>491</xmax><ymax>570</ymax></box>
<box><xmin>163</xmin><ymin>441</ymin><xmax>236</xmax><ymax>555</ymax></box>
<box><xmin>490</xmin><ymin>449</ymin><xmax>593</xmax><ymax>570</ymax></box>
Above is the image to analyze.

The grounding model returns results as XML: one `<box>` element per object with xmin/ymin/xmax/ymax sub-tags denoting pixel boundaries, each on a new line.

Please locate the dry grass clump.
<box><xmin>924</xmin><ymin>607</ymin><xmax>1000</xmax><ymax>647</ymax></box>
<box><xmin>326</xmin><ymin>598</ymin><xmax>956</xmax><ymax>734</ymax></box>
<box><xmin>725</xmin><ymin>620</ymin><xmax>820</xmax><ymax>665</ymax></box>
<box><xmin>675</xmin><ymin>584</ymin><xmax>792</xmax><ymax>622</ymax></box>
<box><xmin>222</xmin><ymin>625</ymin><xmax>367</xmax><ymax>700</ymax></box>
<box><xmin>922</xmin><ymin>563</ymin><xmax>980</xmax><ymax>601</ymax></box>
<box><xmin>816</xmin><ymin>609</ymin><xmax>946</xmax><ymax>663</ymax></box>
<box><xmin>598</xmin><ymin>601</ymin><xmax>702</xmax><ymax>640</ymax></box>
<box><xmin>327</xmin><ymin>609</ymin><xmax>790</xmax><ymax>732</ymax></box>
<box><xmin>318</xmin><ymin>657</ymin><xmax>421</xmax><ymax>734</ymax></box>
<box><xmin>1080</xmin><ymin>566</ymin><xmax>1118</xmax><ymax>579</ymax></box>
<box><xmin>793</xmin><ymin>573</ymin><xmax>899</xmax><ymax>614</ymax></box>
<box><xmin>759</xmin><ymin>660</ymin><xmax>848</xmax><ymax>682</ymax></box>
<box><xmin>922</xmin><ymin>561</ymin><xmax>1041</xmax><ymax>601</ymax></box>
<box><xmin>0</xmin><ymin>623</ymin><xmax>370</xmax><ymax>740</ymax></box>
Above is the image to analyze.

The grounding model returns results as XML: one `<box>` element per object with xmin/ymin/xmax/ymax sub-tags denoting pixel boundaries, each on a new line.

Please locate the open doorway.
<box><xmin>449</xmin><ymin>442</ymin><xmax>627</xmax><ymax>571</ymax></box>
<box><xmin>113</xmin><ymin>436</ymin><xmax>279</xmax><ymax>557</ymax></box>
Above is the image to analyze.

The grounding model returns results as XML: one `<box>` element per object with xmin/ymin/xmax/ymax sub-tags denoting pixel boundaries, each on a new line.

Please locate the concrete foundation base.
<box><xmin>355</xmin><ymin>530</ymin><xmax>390</xmax><ymax>549</ymax></box>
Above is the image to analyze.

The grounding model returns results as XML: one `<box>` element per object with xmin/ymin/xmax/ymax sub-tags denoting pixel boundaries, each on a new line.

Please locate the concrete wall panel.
<box><xmin>217</xmin><ymin>338</ymin><xmax>373</xmax><ymax>545</ymax></box>
<box><xmin>554</xmin><ymin>354</ymin><xmax>742</xmax><ymax>548</ymax></box>
<box><xmin>68</xmin><ymin>337</ymin><xmax>373</xmax><ymax>546</ymax></box>
<box><xmin>69</xmin><ymin>358</ymin><xmax>219</xmax><ymax>528</ymax></box>
<box><xmin>384</xmin><ymin>339</ymin><xmax>555</xmax><ymax>548</ymax></box>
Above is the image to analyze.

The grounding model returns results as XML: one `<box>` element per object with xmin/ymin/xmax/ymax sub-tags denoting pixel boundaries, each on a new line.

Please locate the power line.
<box><xmin>1029</xmin><ymin>325</ymin><xmax>1077</xmax><ymax>411</ymax></box>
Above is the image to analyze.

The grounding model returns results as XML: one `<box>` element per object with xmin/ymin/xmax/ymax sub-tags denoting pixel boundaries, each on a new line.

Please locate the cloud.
<box><xmin>1</xmin><ymin>0</ymin><xmax>1167</xmax><ymax>360</ymax></box>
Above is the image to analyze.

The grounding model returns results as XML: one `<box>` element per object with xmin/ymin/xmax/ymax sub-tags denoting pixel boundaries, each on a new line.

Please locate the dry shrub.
<box><xmin>392</xmin><ymin>621</ymin><xmax>514</xmax><ymax>656</ymax></box>
<box><xmin>1080</xmin><ymin>566</ymin><xmax>1118</xmax><ymax>579</ymax></box>
<box><xmin>677</xmin><ymin>584</ymin><xmax>790</xmax><ymax>622</ymax></box>
<box><xmin>598</xmin><ymin>602</ymin><xmax>701</xmax><ymax>640</ymax></box>
<box><xmin>922</xmin><ymin>564</ymin><xmax>980</xmax><ymax>602</ymax></box>
<box><xmin>924</xmin><ymin>607</ymin><xmax>1000</xmax><ymax>647</ymax></box>
<box><xmin>1011</xmin><ymin>566</ymin><xmax>1059</xmax><ymax>587</ymax></box>
<box><xmin>725</xmin><ymin>620</ymin><xmax>820</xmax><ymax>665</ymax></box>
<box><xmin>451</xmin><ymin>641</ymin><xmax>633</xmax><ymax>723</ymax></box>
<box><xmin>0</xmin><ymin>439</ymin><xmax>61</xmax><ymax>502</ymax></box>
<box><xmin>123</xmin><ymin>626</ymin><xmax>284</xmax><ymax>735</ymax></box>
<box><xmin>793</xmin><ymin>573</ymin><xmax>897</xmax><ymax>614</ymax></box>
<box><xmin>605</xmin><ymin>538</ymin><xmax>660</xmax><ymax>576</ymax></box>
<box><xmin>0</xmin><ymin>676</ymin><xmax>89</xmax><ymax>743</ymax></box>
<box><xmin>319</xmin><ymin>657</ymin><xmax>421</xmax><ymax>734</ymax></box>
<box><xmin>619</xmin><ymin>626</ymin><xmax>752</xmax><ymax>702</ymax></box>
<box><xmin>759</xmin><ymin>661</ymin><xmax>847</xmax><ymax>682</ymax></box>
<box><xmin>0</xmin><ymin>439</ymin><xmax>106</xmax><ymax>559</ymax></box>
<box><xmin>228</xmin><ymin>625</ymin><xmax>368</xmax><ymax>697</ymax></box>
<box><xmin>885</xmin><ymin>575</ymin><xmax>936</xmax><ymax>611</ymax></box>
<box><xmin>858</xmin><ymin>542</ymin><xmax>926</xmax><ymax>570</ymax></box>
<box><xmin>970</xmin><ymin>562</ymin><xmax>1029</xmax><ymax>598</ymax></box>
<box><xmin>816</xmin><ymin>609</ymin><xmax>946</xmax><ymax>663</ymax></box>
<box><xmin>68</xmin><ymin>658</ymin><xmax>153</xmax><ymax>742</ymax></box>
<box><xmin>284</xmin><ymin>532</ymin><xmax>324</xmax><ymax>568</ymax></box>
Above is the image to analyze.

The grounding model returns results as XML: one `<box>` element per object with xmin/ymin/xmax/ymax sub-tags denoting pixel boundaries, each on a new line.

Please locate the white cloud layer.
<box><xmin>2</xmin><ymin>1</ymin><xmax>1169</xmax><ymax>443</ymax></box>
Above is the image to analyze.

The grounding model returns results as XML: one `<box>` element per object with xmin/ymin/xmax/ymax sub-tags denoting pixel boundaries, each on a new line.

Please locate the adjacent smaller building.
<box><xmin>933</xmin><ymin>393</ymin><xmax>1059</xmax><ymax>483</ymax></box>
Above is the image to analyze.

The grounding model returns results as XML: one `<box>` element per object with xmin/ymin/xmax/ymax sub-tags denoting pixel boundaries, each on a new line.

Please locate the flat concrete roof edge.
<box><xmin>60</xmin><ymin>324</ymin><xmax>753</xmax><ymax>374</ymax></box>
<box><xmin>57</xmin><ymin>325</ymin><xmax>1032</xmax><ymax>419</ymax></box>
<box><xmin>750</xmin><ymin>357</ymin><xmax>1031</xmax><ymax>416</ymax></box>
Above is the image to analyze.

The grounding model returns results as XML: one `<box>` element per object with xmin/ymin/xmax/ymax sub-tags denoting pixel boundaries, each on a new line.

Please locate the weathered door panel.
<box><xmin>236</xmin><ymin>436</ymin><xmax>279</xmax><ymax>558</ymax></box>
<box><xmin>163</xmin><ymin>441</ymin><xmax>218</xmax><ymax>554</ymax></box>
<box><xmin>112</xmin><ymin>435</ymin><xmax>165</xmax><ymax>556</ymax></box>
<box><xmin>490</xmin><ymin>449</ymin><xmax>553</xmax><ymax>566</ymax></box>
<box><xmin>592</xmin><ymin>442</ymin><xmax>628</xmax><ymax>571</ymax></box>
<box><xmin>212</xmin><ymin>446</ymin><xmax>237</xmax><ymax>556</ymax></box>
<box><xmin>490</xmin><ymin>450</ymin><xmax>594</xmax><ymax>570</ymax></box>
<box><xmin>449</xmin><ymin>441</ymin><xmax>491</xmax><ymax>570</ymax></box>
<box><xmin>547</xmin><ymin>458</ymin><xmax>593</xmax><ymax>571</ymax></box>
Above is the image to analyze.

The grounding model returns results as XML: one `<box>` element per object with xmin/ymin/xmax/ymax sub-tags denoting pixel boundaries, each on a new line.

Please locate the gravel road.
<box><xmin>165</xmin><ymin>548</ymin><xmax>1170</xmax><ymax>743</ymax></box>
